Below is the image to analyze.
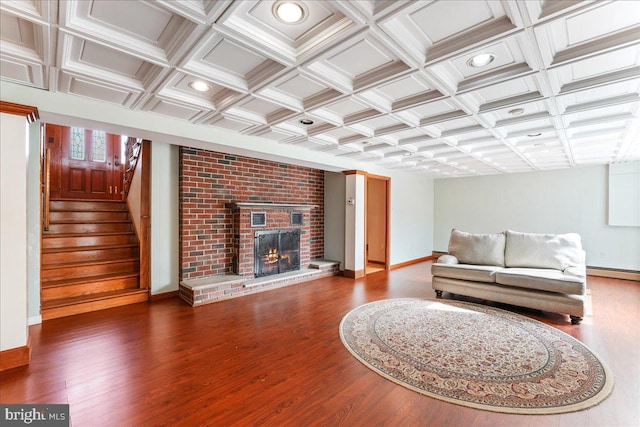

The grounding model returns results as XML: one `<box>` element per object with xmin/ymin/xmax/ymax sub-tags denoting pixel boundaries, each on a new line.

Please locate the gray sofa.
<box><xmin>431</xmin><ymin>229</ymin><xmax>587</xmax><ymax>324</ymax></box>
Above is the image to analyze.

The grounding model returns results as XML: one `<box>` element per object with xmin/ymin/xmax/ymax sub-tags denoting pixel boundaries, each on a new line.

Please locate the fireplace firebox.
<box><xmin>254</xmin><ymin>229</ymin><xmax>300</xmax><ymax>277</ymax></box>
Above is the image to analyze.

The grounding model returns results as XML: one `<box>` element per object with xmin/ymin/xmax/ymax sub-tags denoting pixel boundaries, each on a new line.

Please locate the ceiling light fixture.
<box><xmin>509</xmin><ymin>108</ymin><xmax>525</xmax><ymax>116</ymax></box>
<box><xmin>274</xmin><ymin>2</ymin><xmax>305</xmax><ymax>24</ymax></box>
<box><xmin>403</xmin><ymin>152</ymin><xmax>413</xmax><ymax>157</ymax></box>
<box><xmin>467</xmin><ymin>53</ymin><xmax>496</xmax><ymax>68</ymax></box>
<box><xmin>299</xmin><ymin>118</ymin><xmax>314</xmax><ymax>125</ymax></box>
<box><xmin>527</xmin><ymin>132</ymin><xmax>542</xmax><ymax>137</ymax></box>
<box><xmin>188</xmin><ymin>81</ymin><xmax>211</xmax><ymax>92</ymax></box>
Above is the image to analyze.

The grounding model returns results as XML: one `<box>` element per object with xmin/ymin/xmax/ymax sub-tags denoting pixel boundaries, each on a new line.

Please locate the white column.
<box><xmin>151</xmin><ymin>142</ymin><xmax>180</xmax><ymax>295</ymax></box>
<box><xmin>0</xmin><ymin>112</ymin><xmax>29</xmax><ymax>351</ymax></box>
<box><xmin>344</xmin><ymin>172</ymin><xmax>365</xmax><ymax>278</ymax></box>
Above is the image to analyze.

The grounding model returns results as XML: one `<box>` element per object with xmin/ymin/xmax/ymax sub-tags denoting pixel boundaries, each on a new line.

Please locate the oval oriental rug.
<box><xmin>339</xmin><ymin>298</ymin><xmax>613</xmax><ymax>414</ymax></box>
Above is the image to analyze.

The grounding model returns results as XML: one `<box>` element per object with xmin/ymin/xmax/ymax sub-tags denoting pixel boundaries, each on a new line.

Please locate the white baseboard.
<box><xmin>28</xmin><ymin>315</ymin><xmax>42</xmax><ymax>325</ymax></box>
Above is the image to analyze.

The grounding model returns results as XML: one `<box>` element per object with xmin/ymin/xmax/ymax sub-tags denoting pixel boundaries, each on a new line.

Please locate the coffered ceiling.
<box><xmin>1</xmin><ymin>0</ymin><xmax>639</xmax><ymax>177</ymax></box>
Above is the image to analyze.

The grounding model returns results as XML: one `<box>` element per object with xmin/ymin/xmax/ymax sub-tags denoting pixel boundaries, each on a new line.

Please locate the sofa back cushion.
<box><xmin>448</xmin><ymin>229</ymin><xmax>506</xmax><ymax>266</ymax></box>
<box><xmin>505</xmin><ymin>230</ymin><xmax>584</xmax><ymax>270</ymax></box>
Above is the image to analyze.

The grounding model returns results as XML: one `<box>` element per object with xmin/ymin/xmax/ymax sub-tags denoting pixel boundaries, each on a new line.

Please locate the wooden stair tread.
<box><xmin>49</xmin><ymin>211</ymin><xmax>127</xmax><ymax>216</ymax></box>
<box><xmin>42</xmin><ymin>231</ymin><xmax>135</xmax><ymax>238</ymax></box>
<box><xmin>48</xmin><ymin>219</ymin><xmax>131</xmax><ymax>224</ymax></box>
<box><xmin>42</xmin><ymin>196</ymin><xmax>143</xmax><ymax>319</ymax></box>
<box><xmin>42</xmin><ymin>243</ymin><xmax>138</xmax><ymax>254</ymax></box>
<box><xmin>49</xmin><ymin>198</ymin><xmax>126</xmax><ymax>204</ymax></box>
<box><xmin>42</xmin><ymin>272</ymin><xmax>140</xmax><ymax>288</ymax></box>
<box><xmin>41</xmin><ymin>288</ymin><xmax>148</xmax><ymax>309</ymax></box>
<box><xmin>42</xmin><ymin>256</ymin><xmax>139</xmax><ymax>270</ymax></box>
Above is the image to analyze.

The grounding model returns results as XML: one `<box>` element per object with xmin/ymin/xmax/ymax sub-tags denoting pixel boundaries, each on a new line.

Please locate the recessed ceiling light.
<box><xmin>467</xmin><ymin>53</ymin><xmax>496</xmax><ymax>68</ymax></box>
<box><xmin>527</xmin><ymin>132</ymin><xmax>542</xmax><ymax>137</ymax></box>
<box><xmin>188</xmin><ymin>81</ymin><xmax>210</xmax><ymax>92</ymax></box>
<box><xmin>299</xmin><ymin>118</ymin><xmax>314</xmax><ymax>125</ymax></box>
<box><xmin>274</xmin><ymin>2</ymin><xmax>305</xmax><ymax>24</ymax></box>
<box><xmin>509</xmin><ymin>108</ymin><xmax>525</xmax><ymax>116</ymax></box>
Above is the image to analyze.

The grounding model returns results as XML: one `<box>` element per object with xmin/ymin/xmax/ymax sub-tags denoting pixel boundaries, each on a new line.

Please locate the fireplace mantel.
<box><xmin>229</xmin><ymin>202</ymin><xmax>317</xmax><ymax>210</ymax></box>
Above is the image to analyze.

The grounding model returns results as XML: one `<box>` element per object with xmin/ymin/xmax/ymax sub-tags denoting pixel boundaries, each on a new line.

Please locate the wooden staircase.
<box><xmin>41</xmin><ymin>199</ymin><xmax>148</xmax><ymax>320</ymax></box>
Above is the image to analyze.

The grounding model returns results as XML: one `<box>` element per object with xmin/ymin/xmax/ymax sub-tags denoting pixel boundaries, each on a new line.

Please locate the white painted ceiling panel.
<box><xmin>88</xmin><ymin>1</ymin><xmax>173</xmax><ymax>43</ymax></box>
<box><xmin>62</xmin><ymin>73</ymin><xmax>135</xmax><ymax>106</ymax></box>
<box><xmin>0</xmin><ymin>14</ymin><xmax>37</xmax><ymax>48</ymax></box>
<box><xmin>0</xmin><ymin>58</ymin><xmax>39</xmax><ymax>86</ymax></box>
<box><xmin>1</xmin><ymin>0</ymin><xmax>638</xmax><ymax>178</ymax></box>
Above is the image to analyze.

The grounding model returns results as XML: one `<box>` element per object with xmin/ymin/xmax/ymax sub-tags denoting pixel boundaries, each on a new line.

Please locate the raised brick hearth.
<box><xmin>179</xmin><ymin>260</ymin><xmax>340</xmax><ymax>306</ymax></box>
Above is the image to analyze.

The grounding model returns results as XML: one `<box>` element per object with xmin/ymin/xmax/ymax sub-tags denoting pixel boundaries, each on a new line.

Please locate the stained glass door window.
<box><xmin>92</xmin><ymin>131</ymin><xmax>106</xmax><ymax>162</ymax></box>
<box><xmin>70</xmin><ymin>127</ymin><xmax>85</xmax><ymax>160</ymax></box>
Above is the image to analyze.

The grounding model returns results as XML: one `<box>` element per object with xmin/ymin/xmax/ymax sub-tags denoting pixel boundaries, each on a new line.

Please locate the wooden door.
<box><xmin>365</xmin><ymin>174</ymin><xmax>390</xmax><ymax>274</ymax></box>
<box><xmin>60</xmin><ymin>127</ymin><xmax>124</xmax><ymax>200</ymax></box>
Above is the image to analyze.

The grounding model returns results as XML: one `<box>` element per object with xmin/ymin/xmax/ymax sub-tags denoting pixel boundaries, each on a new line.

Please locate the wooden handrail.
<box><xmin>122</xmin><ymin>137</ymin><xmax>142</xmax><ymax>198</ymax></box>
<box><xmin>44</xmin><ymin>147</ymin><xmax>51</xmax><ymax>231</ymax></box>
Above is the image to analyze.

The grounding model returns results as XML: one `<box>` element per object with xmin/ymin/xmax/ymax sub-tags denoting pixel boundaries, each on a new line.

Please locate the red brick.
<box><xmin>179</xmin><ymin>147</ymin><xmax>324</xmax><ymax>279</ymax></box>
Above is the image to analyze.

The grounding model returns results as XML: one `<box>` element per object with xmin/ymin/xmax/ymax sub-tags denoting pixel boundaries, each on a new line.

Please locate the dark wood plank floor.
<box><xmin>1</xmin><ymin>261</ymin><xmax>639</xmax><ymax>426</ymax></box>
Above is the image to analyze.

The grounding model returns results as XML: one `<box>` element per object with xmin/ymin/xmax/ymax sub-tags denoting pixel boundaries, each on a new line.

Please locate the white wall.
<box><xmin>150</xmin><ymin>142</ymin><xmax>179</xmax><ymax>295</ymax></box>
<box><xmin>324</xmin><ymin>170</ymin><xmax>434</xmax><ymax>269</ymax></box>
<box><xmin>27</xmin><ymin>121</ymin><xmax>41</xmax><ymax>324</ymax></box>
<box><xmin>389</xmin><ymin>172</ymin><xmax>434</xmax><ymax>265</ymax></box>
<box><xmin>324</xmin><ymin>171</ymin><xmax>345</xmax><ymax>268</ymax></box>
<box><xmin>0</xmin><ymin>112</ymin><xmax>29</xmax><ymax>351</ymax></box>
<box><xmin>434</xmin><ymin>166</ymin><xmax>640</xmax><ymax>270</ymax></box>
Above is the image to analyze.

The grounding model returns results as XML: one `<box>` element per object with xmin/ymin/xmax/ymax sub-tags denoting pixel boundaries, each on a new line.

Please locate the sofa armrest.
<box><xmin>438</xmin><ymin>254</ymin><xmax>459</xmax><ymax>264</ymax></box>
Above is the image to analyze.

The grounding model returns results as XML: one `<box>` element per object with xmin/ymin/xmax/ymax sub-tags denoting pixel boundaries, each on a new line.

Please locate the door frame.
<box><xmin>365</xmin><ymin>173</ymin><xmax>390</xmax><ymax>274</ymax></box>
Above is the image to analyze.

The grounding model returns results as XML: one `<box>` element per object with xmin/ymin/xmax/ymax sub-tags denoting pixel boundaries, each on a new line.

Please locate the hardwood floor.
<box><xmin>1</xmin><ymin>261</ymin><xmax>639</xmax><ymax>426</ymax></box>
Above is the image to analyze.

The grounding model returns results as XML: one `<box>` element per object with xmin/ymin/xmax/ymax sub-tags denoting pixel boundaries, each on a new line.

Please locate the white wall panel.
<box><xmin>0</xmin><ymin>112</ymin><xmax>29</xmax><ymax>351</ymax></box>
<box><xmin>434</xmin><ymin>166</ymin><xmax>640</xmax><ymax>270</ymax></box>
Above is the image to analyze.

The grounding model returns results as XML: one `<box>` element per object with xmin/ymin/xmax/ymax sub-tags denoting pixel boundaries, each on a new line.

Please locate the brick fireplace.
<box><xmin>179</xmin><ymin>147</ymin><xmax>324</xmax><ymax>280</ymax></box>
<box><xmin>230</xmin><ymin>203</ymin><xmax>315</xmax><ymax>278</ymax></box>
<box><xmin>178</xmin><ymin>148</ymin><xmax>338</xmax><ymax>307</ymax></box>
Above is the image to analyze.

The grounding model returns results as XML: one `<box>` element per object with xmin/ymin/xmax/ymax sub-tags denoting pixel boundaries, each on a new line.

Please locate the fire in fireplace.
<box><xmin>255</xmin><ymin>229</ymin><xmax>301</xmax><ymax>277</ymax></box>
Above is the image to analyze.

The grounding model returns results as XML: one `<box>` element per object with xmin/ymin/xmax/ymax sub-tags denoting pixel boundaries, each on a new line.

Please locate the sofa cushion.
<box><xmin>437</xmin><ymin>254</ymin><xmax>459</xmax><ymax>264</ymax></box>
<box><xmin>504</xmin><ymin>230</ymin><xmax>584</xmax><ymax>270</ymax></box>
<box><xmin>448</xmin><ymin>229</ymin><xmax>506</xmax><ymax>266</ymax></box>
<box><xmin>496</xmin><ymin>268</ymin><xmax>586</xmax><ymax>295</ymax></box>
<box><xmin>431</xmin><ymin>263</ymin><xmax>503</xmax><ymax>283</ymax></box>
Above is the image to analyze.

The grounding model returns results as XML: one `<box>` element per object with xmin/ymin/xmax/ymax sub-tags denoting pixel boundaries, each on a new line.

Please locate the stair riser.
<box><xmin>49</xmin><ymin>211</ymin><xmax>130</xmax><ymax>222</ymax></box>
<box><xmin>46</xmin><ymin>222</ymin><xmax>132</xmax><ymax>234</ymax></box>
<box><xmin>42</xmin><ymin>260</ymin><xmax>139</xmax><ymax>282</ymax></box>
<box><xmin>41</xmin><ymin>292</ymin><xmax>148</xmax><ymax>321</ymax></box>
<box><xmin>42</xmin><ymin>246</ymin><xmax>139</xmax><ymax>264</ymax></box>
<box><xmin>49</xmin><ymin>201</ymin><xmax>126</xmax><ymax>211</ymax></box>
<box><xmin>43</xmin><ymin>234</ymin><xmax>137</xmax><ymax>249</ymax></box>
<box><xmin>42</xmin><ymin>276</ymin><xmax>139</xmax><ymax>300</ymax></box>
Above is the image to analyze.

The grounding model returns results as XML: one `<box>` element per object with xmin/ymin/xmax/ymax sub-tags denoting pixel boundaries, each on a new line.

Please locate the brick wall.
<box><xmin>179</xmin><ymin>147</ymin><xmax>324</xmax><ymax>279</ymax></box>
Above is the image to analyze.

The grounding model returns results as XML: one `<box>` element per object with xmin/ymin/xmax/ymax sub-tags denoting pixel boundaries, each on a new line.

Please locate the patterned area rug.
<box><xmin>339</xmin><ymin>298</ymin><xmax>613</xmax><ymax>414</ymax></box>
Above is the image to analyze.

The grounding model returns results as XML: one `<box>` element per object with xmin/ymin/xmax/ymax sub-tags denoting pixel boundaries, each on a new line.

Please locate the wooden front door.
<box><xmin>59</xmin><ymin>126</ymin><xmax>124</xmax><ymax>200</ymax></box>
